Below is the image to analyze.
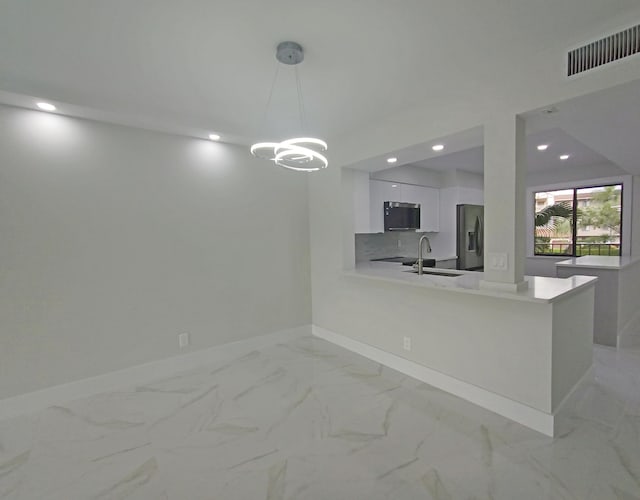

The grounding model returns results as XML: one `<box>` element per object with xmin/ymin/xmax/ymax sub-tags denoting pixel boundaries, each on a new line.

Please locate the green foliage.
<box><xmin>534</xmin><ymin>202</ymin><xmax>573</xmax><ymax>227</ymax></box>
<box><xmin>535</xmin><ymin>202</ymin><xmax>573</xmax><ymax>239</ymax></box>
<box><xmin>577</xmin><ymin>186</ymin><xmax>621</xmax><ymax>234</ymax></box>
<box><xmin>576</xmin><ymin>244</ymin><xmax>620</xmax><ymax>256</ymax></box>
<box><xmin>534</xmin><ymin>245</ymin><xmax>572</xmax><ymax>255</ymax></box>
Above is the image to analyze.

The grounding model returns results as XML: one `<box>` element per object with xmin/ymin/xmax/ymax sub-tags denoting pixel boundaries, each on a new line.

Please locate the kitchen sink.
<box><xmin>406</xmin><ymin>269</ymin><xmax>462</xmax><ymax>277</ymax></box>
<box><xmin>371</xmin><ymin>257</ymin><xmax>436</xmax><ymax>267</ymax></box>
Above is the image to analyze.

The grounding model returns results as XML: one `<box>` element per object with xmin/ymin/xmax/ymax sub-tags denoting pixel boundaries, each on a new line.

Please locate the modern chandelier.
<box><xmin>250</xmin><ymin>42</ymin><xmax>328</xmax><ymax>172</ymax></box>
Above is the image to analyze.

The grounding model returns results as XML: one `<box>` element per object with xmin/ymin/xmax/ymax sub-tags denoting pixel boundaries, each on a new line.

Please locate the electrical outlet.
<box><xmin>178</xmin><ymin>333</ymin><xmax>190</xmax><ymax>348</ymax></box>
<box><xmin>403</xmin><ymin>336</ymin><xmax>411</xmax><ymax>351</ymax></box>
<box><xmin>397</xmin><ymin>239</ymin><xmax>402</xmax><ymax>248</ymax></box>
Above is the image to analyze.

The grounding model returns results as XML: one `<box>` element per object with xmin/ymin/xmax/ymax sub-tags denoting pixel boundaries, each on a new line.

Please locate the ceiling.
<box><xmin>524</xmin><ymin>78</ymin><xmax>640</xmax><ymax>175</ymax></box>
<box><xmin>0</xmin><ymin>0</ymin><xmax>639</xmax><ymax>146</ymax></box>
<box><xmin>411</xmin><ymin>127</ymin><xmax>617</xmax><ymax>175</ymax></box>
<box><xmin>357</xmin><ymin>77</ymin><xmax>640</xmax><ymax>178</ymax></box>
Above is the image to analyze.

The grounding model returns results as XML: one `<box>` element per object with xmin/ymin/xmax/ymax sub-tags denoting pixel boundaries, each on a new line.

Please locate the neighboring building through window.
<box><xmin>534</xmin><ymin>184</ymin><xmax>622</xmax><ymax>256</ymax></box>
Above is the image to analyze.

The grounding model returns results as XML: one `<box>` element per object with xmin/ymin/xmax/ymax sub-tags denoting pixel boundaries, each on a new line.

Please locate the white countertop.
<box><xmin>347</xmin><ymin>262</ymin><xmax>597</xmax><ymax>303</ymax></box>
<box><xmin>555</xmin><ymin>255</ymin><xmax>640</xmax><ymax>270</ymax></box>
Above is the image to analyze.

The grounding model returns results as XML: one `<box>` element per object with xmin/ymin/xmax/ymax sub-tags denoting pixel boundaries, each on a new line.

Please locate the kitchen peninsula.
<box><xmin>314</xmin><ymin>257</ymin><xmax>598</xmax><ymax>437</ymax></box>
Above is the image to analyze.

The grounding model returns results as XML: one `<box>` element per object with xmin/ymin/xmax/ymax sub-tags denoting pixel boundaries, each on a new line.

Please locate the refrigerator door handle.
<box><xmin>474</xmin><ymin>215</ymin><xmax>484</xmax><ymax>257</ymax></box>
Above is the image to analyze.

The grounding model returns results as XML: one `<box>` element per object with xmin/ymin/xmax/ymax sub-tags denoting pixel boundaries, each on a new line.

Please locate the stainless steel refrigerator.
<box><xmin>456</xmin><ymin>204</ymin><xmax>484</xmax><ymax>270</ymax></box>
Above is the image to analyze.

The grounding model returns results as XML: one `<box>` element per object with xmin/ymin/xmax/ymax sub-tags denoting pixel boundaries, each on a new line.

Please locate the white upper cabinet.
<box><xmin>417</xmin><ymin>185</ymin><xmax>440</xmax><ymax>232</ymax></box>
<box><xmin>369</xmin><ymin>180</ymin><xmax>398</xmax><ymax>232</ymax></box>
<box><xmin>368</xmin><ymin>180</ymin><xmax>439</xmax><ymax>233</ymax></box>
<box><xmin>352</xmin><ymin>170</ymin><xmax>371</xmax><ymax>233</ymax></box>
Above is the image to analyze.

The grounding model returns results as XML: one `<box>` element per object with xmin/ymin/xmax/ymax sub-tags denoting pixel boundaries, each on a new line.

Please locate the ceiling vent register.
<box><xmin>568</xmin><ymin>24</ymin><xmax>640</xmax><ymax>77</ymax></box>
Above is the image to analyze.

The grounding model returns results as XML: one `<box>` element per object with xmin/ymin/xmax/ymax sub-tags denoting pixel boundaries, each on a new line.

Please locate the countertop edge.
<box><xmin>356</xmin><ymin>255</ymin><xmax>457</xmax><ymax>263</ymax></box>
<box><xmin>344</xmin><ymin>267</ymin><xmax>598</xmax><ymax>304</ymax></box>
<box><xmin>556</xmin><ymin>261</ymin><xmax>640</xmax><ymax>270</ymax></box>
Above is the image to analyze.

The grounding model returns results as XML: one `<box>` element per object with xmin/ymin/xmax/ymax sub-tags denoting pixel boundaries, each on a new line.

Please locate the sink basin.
<box><xmin>402</xmin><ymin>258</ymin><xmax>436</xmax><ymax>267</ymax></box>
<box><xmin>406</xmin><ymin>269</ymin><xmax>462</xmax><ymax>277</ymax></box>
<box><xmin>371</xmin><ymin>257</ymin><xmax>436</xmax><ymax>267</ymax></box>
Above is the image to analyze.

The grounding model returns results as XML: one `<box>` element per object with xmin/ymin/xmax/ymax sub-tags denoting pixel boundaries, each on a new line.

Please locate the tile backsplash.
<box><xmin>355</xmin><ymin>232</ymin><xmax>430</xmax><ymax>262</ymax></box>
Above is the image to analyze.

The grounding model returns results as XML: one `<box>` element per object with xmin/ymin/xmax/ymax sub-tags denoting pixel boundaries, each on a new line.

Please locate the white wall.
<box><xmin>633</xmin><ymin>176</ymin><xmax>640</xmax><ymax>255</ymax></box>
<box><xmin>618</xmin><ymin>259</ymin><xmax>640</xmax><ymax>347</ymax></box>
<box><xmin>526</xmin><ymin>163</ymin><xmax>627</xmax><ymax>187</ymax></box>
<box><xmin>370</xmin><ymin>165</ymin><xmax>442</xmax><ymax>188</ymax></box>
<box><xmin>0</xmin><ymin>104</ymin><xmax>311</xmax><ymax>400</ymax></box>
<box><xmin>525</xmin><ymin>257</ymin><xmax>568</xmax><ymax>277</ymax></box>
<box><xmin>441</xmin><ymin>169</ymin><xmax>484</xmax><ymax>191</ymax></box>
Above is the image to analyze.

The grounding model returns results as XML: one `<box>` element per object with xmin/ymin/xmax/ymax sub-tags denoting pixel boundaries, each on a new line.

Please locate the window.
<box><xmin>534</xmin><ymin>184</ymin><xmax>622</xmax><ymax>256</ymax></box>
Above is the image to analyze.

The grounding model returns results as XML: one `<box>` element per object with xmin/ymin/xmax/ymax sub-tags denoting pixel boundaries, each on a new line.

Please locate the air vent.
<box><xmin>568</xmin><ymin>24</ymin><xmax>640</xmax><ymax>77</ymax></box>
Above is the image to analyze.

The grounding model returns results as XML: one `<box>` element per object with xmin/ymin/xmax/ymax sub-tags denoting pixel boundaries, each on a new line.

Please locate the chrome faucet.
<box><xmin>417</xmin><ymin>235</ymin><xmax>432</xmax><ymax>275</ymax></box>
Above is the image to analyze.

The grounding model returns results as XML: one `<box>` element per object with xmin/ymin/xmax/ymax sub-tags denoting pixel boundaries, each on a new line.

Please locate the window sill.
<box><xmin>527</xmin><ymin>255</ymin><xmax>573</xmax><ymax>259</ymax></box>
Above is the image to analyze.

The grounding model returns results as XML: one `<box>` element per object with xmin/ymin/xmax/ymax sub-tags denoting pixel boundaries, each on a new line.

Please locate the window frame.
<box><xmin>533</xmin><ymin>182</ymin><xmax>623</xmax><ymax>257</ymax></box>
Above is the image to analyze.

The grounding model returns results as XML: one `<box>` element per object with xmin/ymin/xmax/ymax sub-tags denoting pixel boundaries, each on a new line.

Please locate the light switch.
<box><xmin>488</xmin><ymin>253</ymin><xmax>508</xmax><ymax>271</ymax></box>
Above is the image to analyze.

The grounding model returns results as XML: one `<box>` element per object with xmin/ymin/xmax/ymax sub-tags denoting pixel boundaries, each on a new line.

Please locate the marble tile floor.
<box><xmin>1</xmin><ymin>335</ymin><xmax>639</xmax><ymax>500</ymax></box>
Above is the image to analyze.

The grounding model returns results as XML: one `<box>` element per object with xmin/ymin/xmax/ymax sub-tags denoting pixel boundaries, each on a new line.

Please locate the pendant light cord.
<box><xmin>261</xmin><ymin>64</ymin><xmax>281</xmax><ymax>128</ymax></box>
<box><xmin>262</xmin><ymin>56</ymin><xmax>307</xmax><ymax>134</ymax></box>
<box><xmin>295</xmin><ymin>65</ymin><xmax>306</xmax><ymax>132</ymax></box>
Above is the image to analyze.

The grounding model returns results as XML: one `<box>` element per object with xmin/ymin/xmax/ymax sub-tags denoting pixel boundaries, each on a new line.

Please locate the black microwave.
<box><xmin>384</xmin><ymin>202</ymin><xmax>420</xmax><ymax>231</ymax></box>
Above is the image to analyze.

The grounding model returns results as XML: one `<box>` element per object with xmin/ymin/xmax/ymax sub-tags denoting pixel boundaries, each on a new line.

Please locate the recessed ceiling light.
<box><xmin>559</xmin><ymin>154</ymin><xmax>570</xmax><ymax>160</ymax></box>
<box><xmin>387</xmin><ymin>157</ymin><xmax>397</xmax><ymax>164</ymax></box>
<box><xmin>537</xmin><ymin>144</ymin><xmax>549</xmax><ymax>151</ymax></box>
<box><xmin>432</xmin><ymin>144</ymin><xmax>444</xmax><ymax>152</ymax></box>
<box><xmin>391</xmin><ymin>184</ymin><xmax>398</xmax><ymax>188</ymax></box>
<box><xmin>208</xmin><ymin>133</ymin><xmax>221</xmax><ymax>141</ymax></box>
<box><xmin>36</xmin><ymin>102</ymin><xmax>56</xmax><ymax>112</ymax></box>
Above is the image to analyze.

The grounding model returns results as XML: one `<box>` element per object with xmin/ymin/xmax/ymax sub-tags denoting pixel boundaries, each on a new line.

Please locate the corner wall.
<box><xmin>0</xmin><ymin>104</ymin><xmax>311</xmax><ymax>400</ymax></box>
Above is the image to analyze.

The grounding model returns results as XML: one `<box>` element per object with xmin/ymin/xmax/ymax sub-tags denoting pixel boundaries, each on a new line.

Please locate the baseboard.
<box><xmin>0</xmin><ymin>324</ymin><xmax>310</xmax><ymax>422</ymax></box>
<box><xmin>312</xmin><ymin>325</ymin><xmax>555</xmax><ymax>437</ymax></box>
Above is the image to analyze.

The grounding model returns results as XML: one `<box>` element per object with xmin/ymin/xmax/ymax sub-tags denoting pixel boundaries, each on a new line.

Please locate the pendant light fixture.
<box><xmin>250</xmin><ymin>42</ymin><xmax>328</xmax><ymax>172</ymax></box>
